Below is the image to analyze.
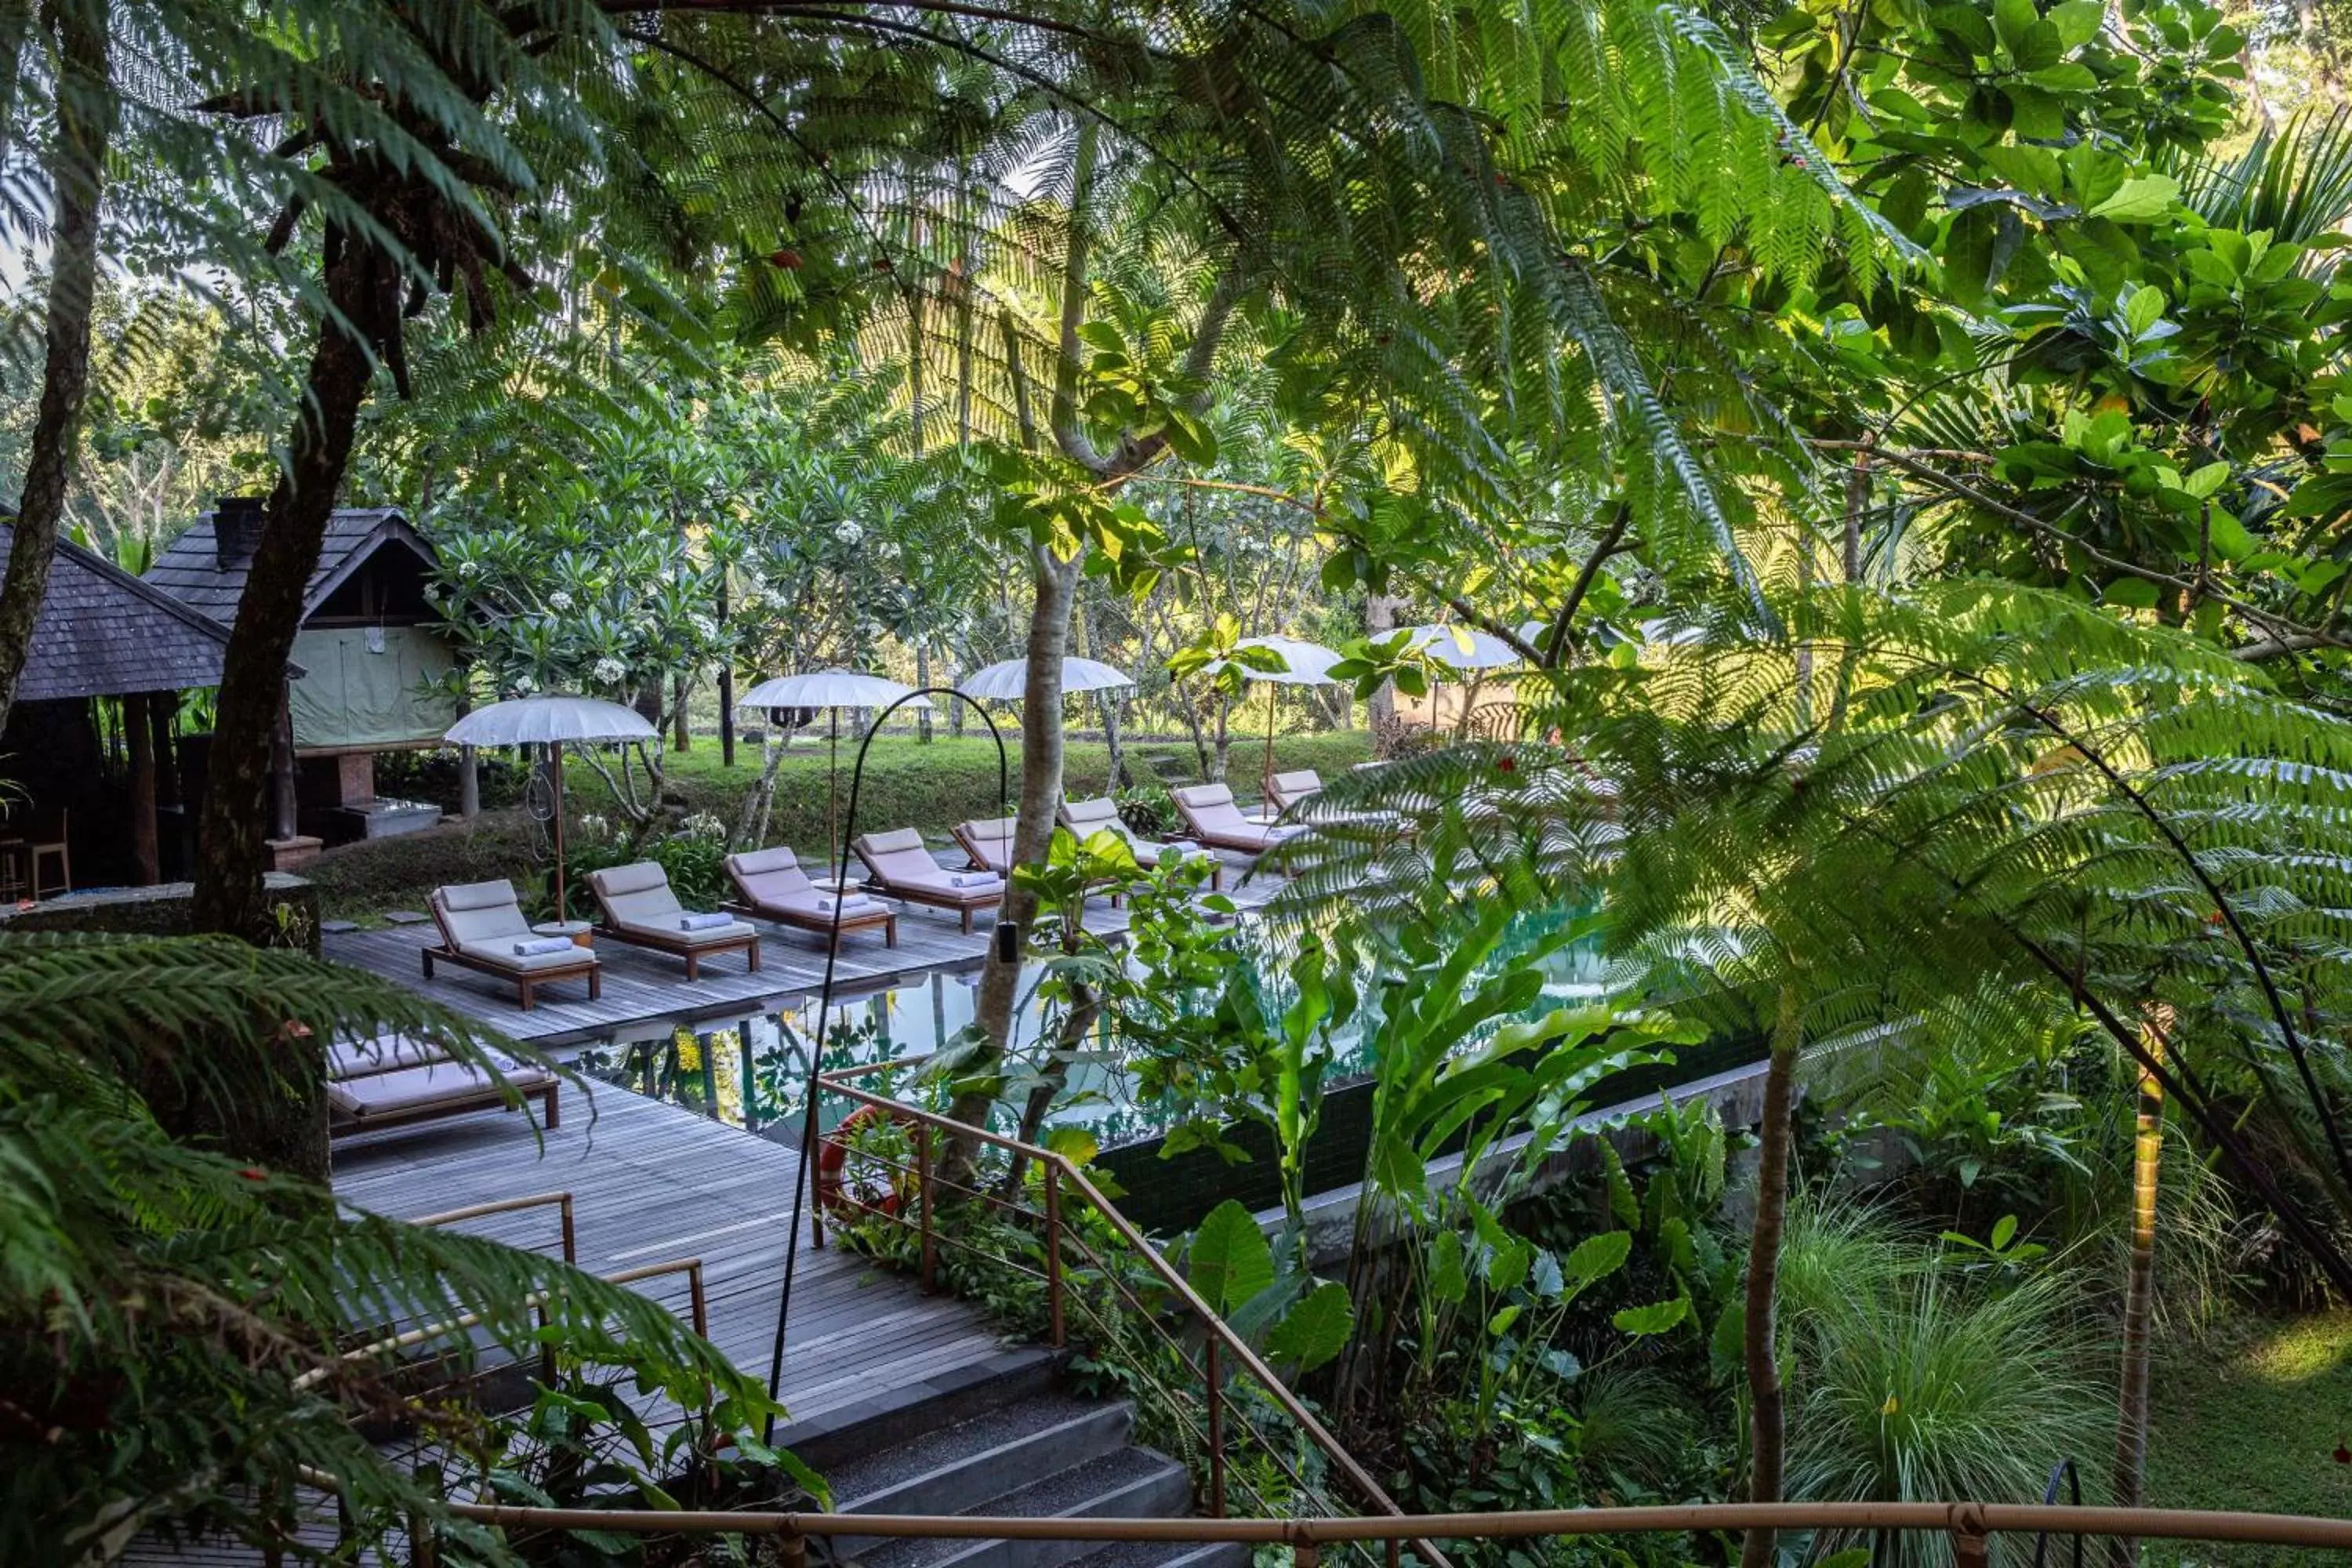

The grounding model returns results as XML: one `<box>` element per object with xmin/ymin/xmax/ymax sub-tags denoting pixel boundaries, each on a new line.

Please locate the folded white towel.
<box><xmin>946</xmin><ymin>871</ymin><xmax>1002</xmax><ymax>890</ymax></box>
<box><xmin>677</xmin><ymin>912</ymin><xmax>731</xmax><ymax>932</ymax></box>
<box><xmin>511</xmin><ymin>936</ymin><xmax>575</xmax><ymax>956</ymax></box>
<box><xmin>815</xmin><ymin>895</ymin><xmax>870</xmax><ymax>914</ymax></box>
<box><xmin>1157</xmin><ymin>840</ymin><xmax>1201</xmax><ymax>860</ymax></box>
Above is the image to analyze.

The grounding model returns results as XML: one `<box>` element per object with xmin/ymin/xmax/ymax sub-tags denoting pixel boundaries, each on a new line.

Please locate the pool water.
<box><xmin>572</xmin><ymin>908</ymin><xmax>1628</xmax><ymax>1156</ymax></box>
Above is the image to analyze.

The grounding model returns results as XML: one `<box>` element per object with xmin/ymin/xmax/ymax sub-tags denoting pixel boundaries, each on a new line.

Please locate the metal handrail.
<box><xmin>815</xmin><ymin>1054</ymin><xmax>1449</xmax><ymax>1568</ymax></box>
<box><xmin>410</xmin><ymin>1189</ymin><xmax>578</xmax><ymax>1265</ymax></box>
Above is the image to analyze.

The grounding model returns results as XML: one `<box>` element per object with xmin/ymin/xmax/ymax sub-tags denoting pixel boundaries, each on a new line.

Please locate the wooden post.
<box><xmin>718</xmin><ymin>576</ymin><xmax>735</xmax><ymax>768</ymax></box>
<box><xmin>550</xmin><ymin>742</ymin><xmax>568</xmax><ymax>922</ymax></box>
<box><xmin>270</xmin><ymin>685</ymin><xmax>298</xmax><ymax>841</ymax></box>
<box><xmin>125</xmin><ymin>691</ymin><xmax>159</xmax><ymax>884</ymax></box>
<box><xmin>917</xmin><ymin>1123</ymin><xmax>937</xmax><ymax>1291</ymax></box>
<box><xmin>1044</xmin><ymin>1162</ymin><xmax>1065</xmax><ymax>1348</ymax></box>
<box><xmin>148</xmin><ymin>691</ymin><xmax>179</xmax><ymax>807</ymax></box>
<box><xmin>1207</xmin><ymin>1339</ymin><xmax>1226</xmax><ymax>1518</ymax></box>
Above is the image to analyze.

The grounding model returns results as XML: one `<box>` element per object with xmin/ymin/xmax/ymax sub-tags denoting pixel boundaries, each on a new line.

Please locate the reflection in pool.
<box><xmin>573</xmin><ymin>908</ymin><xmax>1624</xmax><ymax>1155</ymax></box>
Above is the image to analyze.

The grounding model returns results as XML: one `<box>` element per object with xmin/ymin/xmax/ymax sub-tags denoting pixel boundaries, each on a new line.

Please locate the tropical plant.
<box><xmin>0</xmin><ymin>931</ymin><xmax>807</xmax><ymax>1562</ymax></box>
<box><xmin>1779</xmin><ymin>1207</ymin><xmax>2110</xmax><ymax>1568</ymax></box>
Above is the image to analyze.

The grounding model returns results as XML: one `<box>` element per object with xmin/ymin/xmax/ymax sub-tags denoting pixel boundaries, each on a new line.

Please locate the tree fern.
<box><xmin>0</xmin><ymin>933</ymin><xmax>800</xmax><ymax>1562</ymax></box>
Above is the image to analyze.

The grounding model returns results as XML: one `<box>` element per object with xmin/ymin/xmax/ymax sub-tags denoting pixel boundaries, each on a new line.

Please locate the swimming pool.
<box><xmin>572</xmin><ymin>907</ymin><xmax>1630</xmax><ymax>1156</ymax></box>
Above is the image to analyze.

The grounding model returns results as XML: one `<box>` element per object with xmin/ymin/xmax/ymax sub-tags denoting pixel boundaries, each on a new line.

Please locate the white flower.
<box><xmin>549</xmin><ymin>589</ymin><xmax>575</xmax><ymax>611</ymax></box>
<box><xmin>459</xmin><ymin>560</ymin><xmax>484</xmax><ymax>579</ymax></box>
<box><xmin>833</xmin><ymin>521</ymin><xmax>865</xmax><ymax>546</ymax></box>
<box><xmin>691</xmin><ymin>613</ymin><xmax>720</xmax><ymax>640</ymax></box>
<box><xmin>593</xmin><ymin>656</ymin><xmax>626</xmax><ymax>686</ymax></box>
<box><xmin>514</xmin><ymin>673</ymin><xmax>538</xmax><ymax>694</ymax></box>
<box><xmin>681</xmin><ymin>811</ymin><xmax>725</xmax><ymax>840</ymax></box>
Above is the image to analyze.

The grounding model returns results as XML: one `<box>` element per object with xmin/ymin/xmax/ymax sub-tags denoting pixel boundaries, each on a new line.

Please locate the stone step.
<box><xmin>853</xmin><ymin>1445</ymin><xmax>1195</xmax><ymax>1568</ymax></box>
<box><xmin>824</xmin><ymin>1396</ymin><xmax>1136</xmax><ymax>1555</ymax></box>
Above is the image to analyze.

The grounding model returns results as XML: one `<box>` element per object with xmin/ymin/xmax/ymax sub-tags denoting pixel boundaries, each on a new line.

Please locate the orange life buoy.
<box><xmin>815</xmin><ymin>1102</ymin><xmax>920</xmax><ymax>1217</ymax></box>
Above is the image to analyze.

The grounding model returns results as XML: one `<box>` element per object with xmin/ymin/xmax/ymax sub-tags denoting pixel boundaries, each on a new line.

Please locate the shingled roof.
<box><xmin>1</xmin><ymin>524</ymin><xmax>234</xmax><ymax>702</ymax></box>
<box><xmin>144</xmin><ymin>506</ymin><xmax>430</xmax><ymax>625</ymax></box>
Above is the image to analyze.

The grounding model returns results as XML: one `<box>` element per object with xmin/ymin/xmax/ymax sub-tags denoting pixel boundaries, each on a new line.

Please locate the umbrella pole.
<box><xmin>827</xmin><ymin>710</ymin><xmax>840</xmax><ymax>886</ymax></box>
<box><xmin>1262</xmin><ymin>686</ymin><xmax>1278</xmax><ymax>807</ymax></box>
<box><xmin>551</xmin><ymin>741</ymin><xmax>568</xmax><ymax>924</ymax></box>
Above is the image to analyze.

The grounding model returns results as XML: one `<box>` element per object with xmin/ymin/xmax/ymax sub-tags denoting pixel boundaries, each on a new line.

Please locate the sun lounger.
<box><xmin>1266</xmin><ymin>769</ymin><xmax>1324</xmax><ymax>814</ymax></box>
<box><xmin>1058</xmin><ymin>797</ymin><xmax>1222</xmax><ymax>891</ymax></box>
<box><xmin>587</xmin><ymin>861</ymin><xmax>761</xmax><ymax>980</ymax></box>
<box><xmin>423</xmin><ymin>879</ymin><xmax>601</xmax><ymax>1011</ymax></box>
<box><xmin>1170</xmin><ymin>783</ymin><xmax>1308</xmax><ymax>859</ymax></box>
<box><xmin>951</xmin><ymin>816</ymin><xmax>1018</xmax><ymax>875</ymax></box>
<box><xmin>852</xmin><ymin>827</ymin><xmax>1004</xmax><ymax>931</ymax></box>
<box><xmin>724</xmin><ymin>846</ymin><xmax>898</xmax><ymax>952</ymax></box>
<box><xmin>328</xmin><ymin>1032</ymin><xmax>560</xmax><ymax>1135</ymax></box>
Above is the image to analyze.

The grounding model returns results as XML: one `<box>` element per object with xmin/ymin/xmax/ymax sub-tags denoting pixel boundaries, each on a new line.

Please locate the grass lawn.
<box><xmin>2143</xmin><ymin>1312</ymin><xmax>2352</xmax><ymax>1566</ymax></box>
<box><xmin>310</xmin><ymin>729</ymin><xmax>1372</xmax><ymax>923</ymax></box>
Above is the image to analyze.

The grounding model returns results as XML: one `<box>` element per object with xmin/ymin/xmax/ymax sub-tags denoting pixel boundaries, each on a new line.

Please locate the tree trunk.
<box><xmin>1739</xmin><ymin>985</ymin><xmax>1802</xmax><ymax>1568</ymax></box>
<box><xmin>916</xmin><ymin>640</ymin><xmax>934</xmax><ymax>742</ymax></box>
<box><xmin>946</xmin><ymin>550</ymin><xmax>1080</xmax><ymax>1156</ymax></box>
<box><xmin>718</xmin><ymin>576</ymin><xmax>735</xmax><ymax>767</ymax></box>
<box><xmin>0</xmin><ymin>0</ymin><xmax>111</xmax><ymax>735</ymax></box>
<box><xmin>1365</xmin><ymin>591</ymin><xmax>1402</xmax><ymax>754</ymax></box>
<box><xmin>193</xmin><ymin>230</ymin><xmax>383</xmax><ymax>942</ymax></box>
<box><xmin>673</xmin><ymin>670</ymin><xmax>691</xmax><ymax>750</ymax></box>
<box><xmin>2108</xmin><ymin>1010</ymin><xmax>2169</xmax><ymax>1568</ymax></box>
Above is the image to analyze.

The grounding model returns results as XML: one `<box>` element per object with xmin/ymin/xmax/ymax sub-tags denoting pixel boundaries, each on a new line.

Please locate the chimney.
<box><xmin>213</xmin><ymin>496</ymin><xmax>267</xmax><ymax>571</ymax></box>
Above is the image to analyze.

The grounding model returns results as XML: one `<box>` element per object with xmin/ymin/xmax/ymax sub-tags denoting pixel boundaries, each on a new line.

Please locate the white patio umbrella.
<box><xmin>1409</xmin><ymin>621</ymin><xmax>1524</xmax><ymax>735</ymax></box>
<box><xmin>955</xmin><ymin>655</ymin><xmax>1135</xmax><ymax>702</ymax></box>
<box><xmin>1407</xmin><ymin>622</ymin><xmax>1523</xmax><ymax>671</ymax></box>
<box><xmin>445</xmin><ymin>694</ymin><xmax>658</xmax><ymax>922</ymax></box>
<box><xmin>738</xmin><ymin>669</ymin><xmax>931</xmax><ymax>883</ymax></box>
<box><xmin>1202</xmin><ymin>635</ymin><xmax>1345</xmax><ymax>799</ymax></box>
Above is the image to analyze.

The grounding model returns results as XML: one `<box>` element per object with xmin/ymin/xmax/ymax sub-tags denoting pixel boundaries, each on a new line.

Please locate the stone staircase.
<box><xmin>794</xmin><ymin>1349</ymin><xmax>1243</xmax><ymax>1568</ymax></box>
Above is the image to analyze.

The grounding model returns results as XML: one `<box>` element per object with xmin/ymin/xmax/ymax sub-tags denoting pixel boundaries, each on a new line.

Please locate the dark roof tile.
<box><xmin>143</xmin><ymin>506</ymin><xmax>428</xmax><ymax>625</ymax></box>
<box><xmin>2</xmin><ymin>524</ymin><xmax>232</xmax><ymax>701</ymax></box>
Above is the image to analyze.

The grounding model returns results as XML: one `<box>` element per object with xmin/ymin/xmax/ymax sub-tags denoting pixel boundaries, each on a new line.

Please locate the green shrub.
<box><xmin>304</xmin><ymin>812</ymin><xmax>542</xmax><ymax>920</ymax></box>
<box><xmin>572</xmin><ymin>731</ymin><xmax>1374</xmax><ymax>855</ymax></box>
<box><xmin>1781</xmin><ymin>1203</ymin><xmax>2110</xmax><ymax>1568</ymax></box>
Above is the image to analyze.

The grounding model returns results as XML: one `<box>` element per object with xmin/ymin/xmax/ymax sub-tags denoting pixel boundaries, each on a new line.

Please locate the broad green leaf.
<box><xmin>1265</xmin><ymin>1279</ymin><xmax>1354</xmax><ymax>1372</ymax></box>
<box><xmin>1189</xmin><ymin>1200</ymin><xmax>1274</xmax><ymax>1314</ymax></box>
<box><xmin>2089</xmin><ymin>176</ymin><xmax>2180</xmax><ymax>223</ymax></box>
<box><xmin>1044</xmin><ymin>1126</ymin><xmax>1098</xmax><ymax>1167</ymax></box>
<box><xmin>1991</xmin><ymin>1214</ymin><xmax>2019</xmax><ymax>1250</ymax></box>
<box><xmin>2048</xmin><ymin>0</ymin><xmax>2103</xmax><ymax>47</ymax></box>
<box><xmin>1563</xmin><ymin>1229</ymin><xmax>1632</xmax><ymax>1285</ymax></box>
<box><xmin>1612</xmin><ymin>1298</ymin><xmax>1690</xmax><ymax>1335</ymax></box>
<box><xmin>1429</xmin><ymin>1228</ymin><xmax>1468</xmax><ymax>1303</ymax></box>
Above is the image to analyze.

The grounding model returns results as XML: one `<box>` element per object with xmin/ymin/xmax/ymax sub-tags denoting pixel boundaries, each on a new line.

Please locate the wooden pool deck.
<box><xmin>322</xmin><ymin>849</ymin><xmax>1279</xmax><ymax>1048</ymax></box>
<box><xmin>333</xmin><ymin>1080</ymin><xmax>1025</xmax><ymax>1450</ymax></box>
<box><xmin>127</xmin><ymin>1087</ymin><xmax>1027</xmax><ymax>1565</ymax></box>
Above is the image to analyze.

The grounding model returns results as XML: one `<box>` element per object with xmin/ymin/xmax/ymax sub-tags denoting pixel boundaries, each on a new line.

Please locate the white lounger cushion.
<box><xmin>1268</xmin><ymin>770</ymin><xmax>1324</xmax><ymax>810</ymax></box>
<box><xmin>957</xmin><ymin>817</ymin><xmax>1018</xmax><ymax>872</ymax></box>
<box><xmin>434</xmin><ymin>879</ymin><xmax>533</xmax><ymax>949</ymax></box>
<box><xmin>328</xmin><ymin>1050</ymin><xmax>550</xmax><ymax>1122</ymax></box>
<box><xmin>591</xmin><ymin>862</ymin><xmax>754</xmax><ymax>946</ymax></box>
<box><xmin>330</xmin><ymin>1033</ymin><xmax>450</xmax><ymax>1081</ymax></box>
<box><xmin>1171</xmin><ymin>784</ymin><xmax>1279</xmax><ymax>850</ymax></box>
<box><xmin>729</xmin><ymin>848</ymin><xmax>818</xmax><ymax>907</ymax></box>
<box><xmin>857</xmin><ymin>829</ymin><xmax>1000</xmax><ymax>896</ymax></box>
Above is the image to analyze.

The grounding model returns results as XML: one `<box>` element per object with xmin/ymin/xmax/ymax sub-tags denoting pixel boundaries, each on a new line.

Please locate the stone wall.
<box><xmin>0</xmin><ymin>873</ymin><xmax>321</xmax><ymax>955</ymax></box>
